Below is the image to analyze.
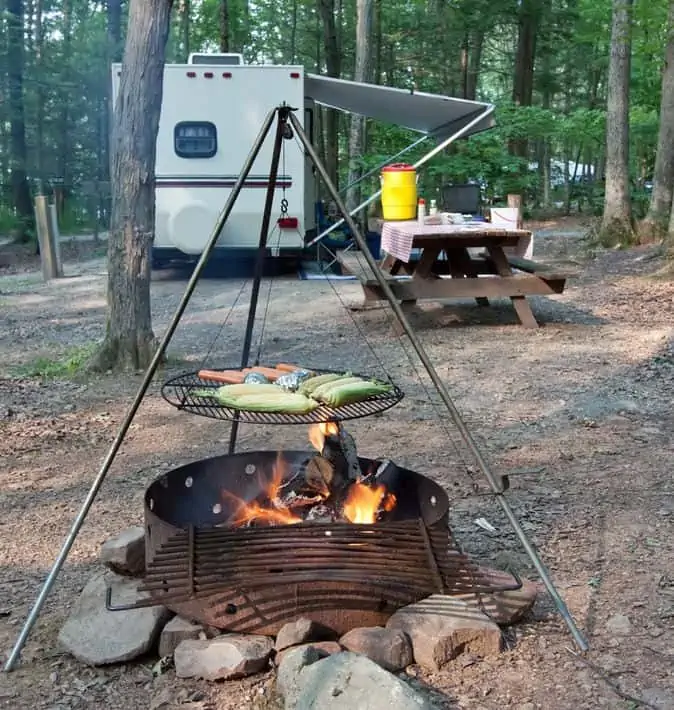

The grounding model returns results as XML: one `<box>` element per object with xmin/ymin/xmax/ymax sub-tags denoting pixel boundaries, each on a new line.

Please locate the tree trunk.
<box><xmin>34</xmin><ymin>0</ymin><xmax>45</xmax><ymax>187</ymax></box>
<box><xmin>290</xmin><ymin>0</ymin><xmax>297</xmax><ymax>62</ymax></box>
<box><xmin>220</xmin><ymin>0</ymin><xmax>230</xmax><ymax>52</ymax></box>
<box><xmin>511</xmin><ymin>0</ymin><xmax>540</xmax><ymax>159</ymax></box>
<box><xmin>317</xmin><ymin>0</ymin><xmax>341</xmax><ymax>189</ymax></box>
<box><xmin>374</xmin><ymin>0</ymin><xmax>382</xmax><ymax>84</ymax></box>
<box><xmin>7</xmin><ymin>0</ymin><xmax>33</xmax><ymax>237</ymax></box>
<box><xmin>180</xmin><ymin>0</ymin><xmax>190</xmax><ymax>61</ymax></box>
<box><xmin>345</xmin><ymin>0</ymin><xmax>373</xmax><ymax>216</ymax></box>
<box><xmin>600</xmin><ymin>0</ymin><xmax>634</xmax><ymax>245</ymax></box>
<box><xmin>459</xmin><ymin>33</ymin><xmax>469</xmax><ymax>99</ymax></box>
<box><xmin>107</xmin><ymin>0</ymin><xmax>123</xmax><ymax>60</ymax></box>
<box><xmin>91</xmin><ymin>0</ymin><xmax>174</xmax><ymax>373</ymax></box>
<box><xmin>639</xmin><ymin>0</ymin><xmax>674</xmax><ymax>243</ymax></box>
<box><xmin>58</xmin><ymin>0</ymin><xmax>73</xmax><ymax>193</ymax></box>
<box><xmin>465</xmin><ymin>29</ymin><xmax>484</xmax><ymax>101</ymax></box>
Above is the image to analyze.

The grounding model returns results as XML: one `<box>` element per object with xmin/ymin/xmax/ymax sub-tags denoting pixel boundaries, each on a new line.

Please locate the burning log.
<box><xmin>224</xmin><ymin>425</ymin><xmax>397</xmax><ymax>528</ymax></box>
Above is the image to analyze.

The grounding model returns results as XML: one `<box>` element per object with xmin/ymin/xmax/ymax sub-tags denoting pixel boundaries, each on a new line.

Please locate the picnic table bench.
<box><xmin>337</xmin><ymin>220</ymin><xmax>576</xmax><ymax>329</ymax></box>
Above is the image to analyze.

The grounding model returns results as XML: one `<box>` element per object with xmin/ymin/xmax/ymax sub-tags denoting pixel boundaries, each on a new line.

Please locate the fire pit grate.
<box><xmin>161</xmin><ymin>369</ymin><xmax>404</xmax><ymax>424</ymax></box>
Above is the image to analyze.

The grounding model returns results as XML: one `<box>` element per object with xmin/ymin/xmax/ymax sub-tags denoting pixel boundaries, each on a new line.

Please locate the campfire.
<box><xmin>125</xmin><ymin>427</ymin><xmax>522</xmax><ymax>636</ymax></box>
<box><xmin>223</xmin><ymin>423</ymin><xmax>397</xmax><ymax>527</ymax></box>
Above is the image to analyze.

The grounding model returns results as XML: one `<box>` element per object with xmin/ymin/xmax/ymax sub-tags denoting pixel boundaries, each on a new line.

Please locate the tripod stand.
<box><xmin>4</xmin><ymin>104</ymin><xmax>588</xmax><ymax>672</ymax></box>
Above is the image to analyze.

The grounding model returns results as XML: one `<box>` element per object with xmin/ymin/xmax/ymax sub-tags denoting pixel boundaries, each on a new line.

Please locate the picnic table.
<box><xmin>337</xmin><ymin>220</ymin><xmax>573</xmax><ymax>329</ymax></box>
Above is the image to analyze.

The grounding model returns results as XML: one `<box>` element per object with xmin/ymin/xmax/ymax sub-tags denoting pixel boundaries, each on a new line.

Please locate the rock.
<box><xmin>149</xmin><ymin>687</ymin><xmax>174</xmax><ymax>710</ymax></box>
<box><xmin>275</xmin><ymin>617</ymin><xmax>333</xmax><ymax>652</ymax></box>
<box><xmin>386</xmin><ymin>595</ymin><xmax>502</xmax><ymax>670</ymax></box>
<box><xmin>58</xmin><ymin>570</ymin><xmax>171</xmax><ymax>666</ymax></box>
<box><xmin>641</xmin><ymin>687</ymin><xmax>674</xmax><ymax>709</ymax></box>
<box><xmin>292</xmin><ymin>652</ymin><xmax>436</xmax><ymax>710</ymax></box>
<box><xmin>158</xmin><ymin>616</ymin><xmax>204</xmax><ymax>657</ymax></box>
<box><xmin>339</xmin><ymin>627</ymin><xmax>412</xmax><ymax>672</ymax></box>
<box><xmin>277</xmin><ymin>645</ymin><xmax>324</xmax><ymax>708</ymax></box>
<box><xmin>174</xmin><ymin>634</ymin><xmax>273</xmax><ymax>680</ymax></box>
<box><xmin>453</xmin><ymin>567</ymin><xmax>539</xmax><ymax>625</ymax></box>
<box><xmin>606</xmin><ymin>613</ymin><xmax>632</xmax><ymax>636</ymax></box>
<box><xmin>276</xmin><ymin>641</ymin><xmax>342</xmax><ymax>667</ymax></box>
<box><xmin>100</xmin><ymin>526</ymin><xmax>145</xmax><ymax>577</ymax></box>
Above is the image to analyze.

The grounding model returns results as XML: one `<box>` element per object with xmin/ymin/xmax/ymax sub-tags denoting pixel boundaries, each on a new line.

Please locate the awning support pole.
<box><xmin>305</xmin><ymin>105</ymin><xmax>495</xmax><ymax>248</ymax></box>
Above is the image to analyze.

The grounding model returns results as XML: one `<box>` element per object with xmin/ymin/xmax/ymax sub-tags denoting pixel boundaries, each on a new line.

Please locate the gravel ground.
<box><xmin>0</xmin><ymin>219</ymin><xmax>673</xmax><ymax>709</ymax></box>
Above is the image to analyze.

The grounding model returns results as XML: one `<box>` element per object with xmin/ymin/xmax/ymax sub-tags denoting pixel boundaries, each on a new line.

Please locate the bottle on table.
<box><xmin>417</xmin><ymin>198</ymin><xmax>426</xmax><ymax>225</ymax></box>
<box><xmin>429</xmin><ymin>199</ymin><xmax>438</xmax><ymax>216</ymax></box>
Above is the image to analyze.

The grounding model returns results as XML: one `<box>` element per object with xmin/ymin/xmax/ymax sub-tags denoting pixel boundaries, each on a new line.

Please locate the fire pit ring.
<box><xmin>109</xmin><ymin>451</ymin><xmax>521</xmax><ymax>636</ymax></box>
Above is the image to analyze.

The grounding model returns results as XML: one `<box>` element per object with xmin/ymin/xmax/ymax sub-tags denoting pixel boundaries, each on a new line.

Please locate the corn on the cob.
<box><xmin>317</xmin><ymin>380</ymin><xmax>392</xmax><ymax>407</ymax></box>
<box><xmin>216</xmin><ymin>390</ymin><xmax>319</xmax><ymax>413</ymax></box>
<box><xmin>310</xmin><ymin>376</ymin><xmax>364</xmax><ymax>401</ymax></box>
<box><xmin>215</xmin><ymin>383</ymin><xmax>283</xmax><ymax>397</ymax></box>
<box><xmin>298</xmin><ymin>373</ymin><xmax>344</xmax><ymax>395</ymax></box>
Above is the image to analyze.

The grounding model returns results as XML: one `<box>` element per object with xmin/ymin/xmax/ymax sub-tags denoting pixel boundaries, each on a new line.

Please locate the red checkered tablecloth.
<box><xmin>380</xmin><ymin>220</ymin><xmax>492</xmax><ymax>263</ymax></box>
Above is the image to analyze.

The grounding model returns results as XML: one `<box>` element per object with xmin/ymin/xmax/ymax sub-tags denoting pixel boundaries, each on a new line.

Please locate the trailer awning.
<box><xmin>304</xmin><ymin>74</ymin><xmax>495</xmax><ymax>139</ymax></box>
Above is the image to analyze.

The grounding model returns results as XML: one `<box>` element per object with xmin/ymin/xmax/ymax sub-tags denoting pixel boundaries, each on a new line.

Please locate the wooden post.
<box><xmin>48</xmin><ymin>203</ymin><xmax>64</xmax><ymax>277</ymax></box>
<box><xmin>507</xmin><ymin>194</ymin><xmax>523</xmax><ymax>228</ymax></box>
<box><xmin>34</xmin><ymin>195</ymin><xmax>63</xmax><ymax>280</ymax></box>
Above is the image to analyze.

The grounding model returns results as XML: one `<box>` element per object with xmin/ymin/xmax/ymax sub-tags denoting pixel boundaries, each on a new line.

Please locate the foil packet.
<box><xmin>276</xmin><ymin>369</ymin><xmax>313</xmax><ymax>391</ymax></box>
<box><xmin>243</xmin><ymin>372</ymin><xmax>271</xmax><ymax>385</ymax></box>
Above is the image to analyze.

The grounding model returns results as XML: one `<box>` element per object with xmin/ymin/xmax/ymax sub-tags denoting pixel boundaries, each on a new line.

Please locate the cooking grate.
<box><xmin>107</xmin><ymin>520</ymin><xmax>521</xmax><ymax>632</ymax></box>
<box><xmin>161</xmin><ymin>369</ymin><xmax>404</xmax><ymax>425</ymax></box>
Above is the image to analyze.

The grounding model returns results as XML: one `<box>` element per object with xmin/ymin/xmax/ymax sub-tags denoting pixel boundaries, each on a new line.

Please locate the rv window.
<box><xmin>174</xmin><ymin>121</ymin><xmax>217</xmax><ymax>158</ymax></box>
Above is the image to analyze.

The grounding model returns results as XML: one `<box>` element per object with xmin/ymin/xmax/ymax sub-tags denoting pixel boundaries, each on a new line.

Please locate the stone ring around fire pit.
<box><xmin>105</xmin><ymin>450</ymin><xmax>522</xmax><ymax>637</ymax></box>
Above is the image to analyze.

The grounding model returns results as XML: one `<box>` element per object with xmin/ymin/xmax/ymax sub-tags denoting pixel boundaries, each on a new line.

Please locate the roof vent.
<box><xmin>188</xmin><ymin>53</ymin><xmax>244</xmax><ymax>66</ymax></box>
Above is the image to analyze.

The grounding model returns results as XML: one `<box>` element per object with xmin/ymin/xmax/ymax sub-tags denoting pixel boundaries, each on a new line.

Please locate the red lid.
<box><xmin>382</xmin><ymin>163</ymin><xmax>415</xmax><ymax>172</ymax></box>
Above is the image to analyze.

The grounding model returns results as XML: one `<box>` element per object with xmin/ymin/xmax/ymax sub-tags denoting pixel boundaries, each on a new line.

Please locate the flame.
<box><xmin>223</xmin><ymin>454</ymin><xmax>302</xmax><ymax>527</ymax></box>
<box><xmin>308</xmin><ymin>422</ymin><xmax>340</xmax><ymax>452</ymax></box>
<box><xmin>343</xmin><ymin>482</ymin><xmax>397</xmax><ymax>524</ymax></box>
<box><xmin>228</xmin><ymin>499</ymin><xmax>302</xmax><ymax>527</ymax></box>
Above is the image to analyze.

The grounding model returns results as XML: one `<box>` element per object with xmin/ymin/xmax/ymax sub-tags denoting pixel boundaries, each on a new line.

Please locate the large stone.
<box><xmin>386</xmin><ymin>595</ymin><xmax>502</xmax><ymax>670</ymax></box>
<box><xmin>174</xmin><ymin>634</ymin><xmax>273</xmax><ymax>681</ymax></box>
<box><xmin>453</xmin><ymin>567</ymin><xmax>539</xmax><ymax>625</ymax></box>
<box><xmin>158</xmin><ymin>616</ymin><xmax>204</xmax><ymax>657</ymax></box>
<box><xmin>276</xmin><ymin>641</ymin><xmax>342</xmax><ymax>667</ymax></box>
<box><xmin>339</xmin><ymin>627</ymin><xmax>413</xmax><ymax>672</ymax></box>
<box><xmin>100</xmin><ymin>526</ymin><xmax>145</xmax><ymax>577</ymax></box>
<box><xmin>277</xmin><ymin>645</ymin><xmax>324</xmax><ymax>708</ymax></box>
<box><xmin>275</xmin><ymin>617</ymin><xmax>333</xmax><ymax>652</ymax></box>
<box><xmin>58</xmin><ymin>570</ymin><xmax>171</xmax><ymax>666</ymax></box>
<box><xmin>292</xmin><ymin>652</ymin><xmax>436</xmax><ymax>710</ymax></box>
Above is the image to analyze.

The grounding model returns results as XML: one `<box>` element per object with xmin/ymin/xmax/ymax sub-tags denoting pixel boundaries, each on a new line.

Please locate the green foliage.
<box><xmin>0</xmin><ymin>205</ymin><xmax>23</xmax><ymax>236</ymax></box>
<box><xmin>13</xmin><ymin>343</ymin><xmax>98</xmax><ymax>380</ymax></box>
<box><xmin>0</xmin><ymin>0</ymin><xmax>670</xmax><ymax>223</ymax></box>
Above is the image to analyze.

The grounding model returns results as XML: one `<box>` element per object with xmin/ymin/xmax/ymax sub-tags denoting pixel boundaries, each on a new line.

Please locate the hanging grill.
<box><xmin>161</xmin><ymin>368</ymin><xmax>404</xmax><ymax>425</ymax></box>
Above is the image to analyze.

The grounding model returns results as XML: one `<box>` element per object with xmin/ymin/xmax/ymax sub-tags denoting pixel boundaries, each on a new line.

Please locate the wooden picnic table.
<box><xmin>337</xmin><ymin>220</ymin><xmax>573</xmax><ymax>329</ymax></box>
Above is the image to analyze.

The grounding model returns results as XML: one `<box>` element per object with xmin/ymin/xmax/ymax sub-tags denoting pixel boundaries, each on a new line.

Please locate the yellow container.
<box><xmin>380</xmin><ymin>163</ymin><xmax>417</xmax><ymax>220</ymax></box>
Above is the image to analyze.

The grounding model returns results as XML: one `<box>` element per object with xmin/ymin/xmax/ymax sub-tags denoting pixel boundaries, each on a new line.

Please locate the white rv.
<box><xmin>112</xmin><ymin>53</ymin><xmax>315</xmax><ymax>265</ymax></box>
<box><xmin>111</xmin><ymin>53</ymin><xmax>496</xmax><ymax>265</ymax></box>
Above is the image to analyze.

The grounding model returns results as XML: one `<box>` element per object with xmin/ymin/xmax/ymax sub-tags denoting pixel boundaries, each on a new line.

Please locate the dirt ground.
<box><xmin>0</xmin><ymin>217</ymin><xmax>673</xmax><ymax>709</ymax></box>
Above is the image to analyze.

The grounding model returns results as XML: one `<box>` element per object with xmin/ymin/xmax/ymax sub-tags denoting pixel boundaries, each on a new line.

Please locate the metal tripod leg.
<box><xmin>3</xmin><ymin>108</ymin><xmax>279</xmax><ymax>673</ymax></box>
<box><xmin>228</xmin><ymin>106</ymin><xmax>290</xmax><ymax>454</ymax></box>
<box><xmin>288</xmin><ymin>110</ymin><xmax>589</xmax><ymax>653</ymax></box>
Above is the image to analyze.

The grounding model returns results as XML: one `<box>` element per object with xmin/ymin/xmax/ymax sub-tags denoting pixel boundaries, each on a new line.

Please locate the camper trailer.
<box><xmin>111</xmin><ymin>53</ymin><xmax>316</xmax><ymax>265</ymax></box>
<box><xmin>111</xmin><ymin>53</ymin><xmax>496</xmax><ymax>266</ymax></box>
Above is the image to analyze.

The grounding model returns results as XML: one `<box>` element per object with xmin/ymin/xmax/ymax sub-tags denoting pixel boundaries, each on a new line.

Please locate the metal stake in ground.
<box><xmin>288</xmin><ymin>110</ymin><xmax>589</xmax><ymax>653</ymax></box>
<box><xmin>228</xmin><ymin>105</ymin><xmax>291</xmax><ymax>455</ymax></box>
<box><xmin>3</xmin><ymin>107</ymin><xmax>280</xmax><ymax>673</ymax></box>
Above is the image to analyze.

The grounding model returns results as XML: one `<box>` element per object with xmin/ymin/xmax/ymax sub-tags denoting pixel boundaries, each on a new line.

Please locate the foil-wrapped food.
<box><xmin>243</xmin><ymin>372</ymin><xmax>271</xmax><ymax>385</ymax></box>
<box><xmin>276</xmin><ymin>368</ymin><xmax>314</xmax><ymax>392</ymax></box>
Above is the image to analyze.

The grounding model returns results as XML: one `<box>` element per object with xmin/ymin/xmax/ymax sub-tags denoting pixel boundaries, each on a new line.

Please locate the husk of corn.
<box><xmin>316</xmin><ymin>380</ymin><xmax>392</xmax><ymax>407</ymax></box>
